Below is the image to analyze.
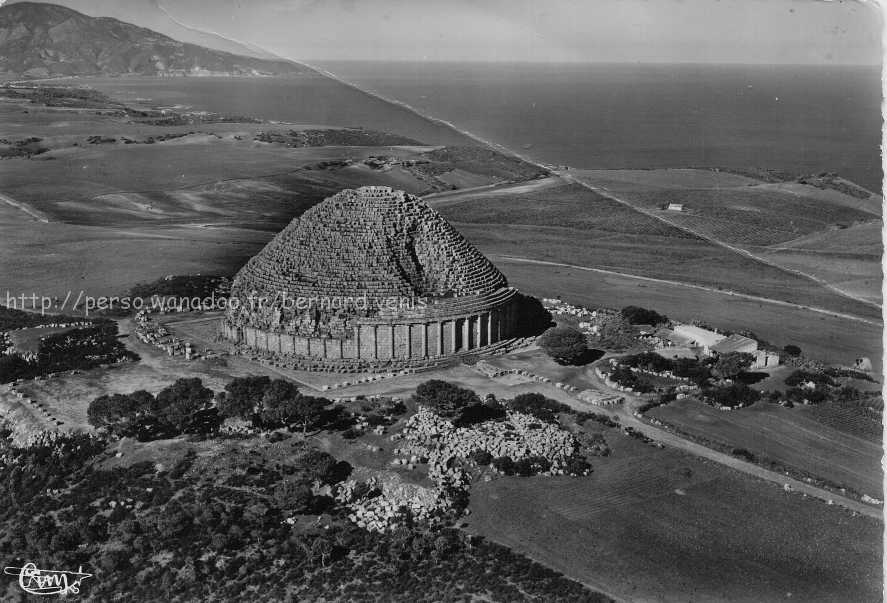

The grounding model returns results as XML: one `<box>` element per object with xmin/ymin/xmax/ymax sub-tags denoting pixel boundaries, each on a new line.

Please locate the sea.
<box><xmin>319</xmin><ymin>61</ymin><xmax>883</xmax><ymax>192</ymax></box>
<box><xmin>81</xmin><ymin>62</ymin><xmax>883</xmax><ymax>192</ymax></box>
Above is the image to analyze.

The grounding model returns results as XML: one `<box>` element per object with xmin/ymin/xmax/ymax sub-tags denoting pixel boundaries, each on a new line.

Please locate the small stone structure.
<box><xmin>221</xmin><ymin>186</ymin><xmax>526</xmax><ymax>368</ymax></box>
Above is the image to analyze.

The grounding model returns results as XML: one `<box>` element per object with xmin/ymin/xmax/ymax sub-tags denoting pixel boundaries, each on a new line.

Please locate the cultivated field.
<box><xmin>567</xmin><ymin>169</ymin><xmax>883</xmax><ymax>305</ymax></box>
<box><xmin>466</xmin><ymin>432</ymin><xmax>882</xmax><ymax>602</ymax></box>
<box><xmin>797</xmin><ymin>402</ymin><xmax>882</xmax><ymax>442</ymax></box>
<box><xmin>757</xmin><ymin>248</ymin><xmax>881</xmax><ymax>304</ymax></box>
<box><xmin>615</xmin><ymin>187</ymin><xmax>876</xmax><ymax>246</ymax></box>
<box><xmin>647</xmin><ymin>398</ymin><xmax>882</xmax><ymax>497</ymax></box>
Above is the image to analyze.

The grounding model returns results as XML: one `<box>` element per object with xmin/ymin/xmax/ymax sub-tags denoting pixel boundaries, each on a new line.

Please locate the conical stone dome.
<box><xmin>225</xmin><ymin>186</ymin><xmax>509</xmax><ymax>337</ymax></box>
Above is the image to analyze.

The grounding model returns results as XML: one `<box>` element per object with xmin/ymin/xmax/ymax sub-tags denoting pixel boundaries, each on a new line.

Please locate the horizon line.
<box><xmin>302</xmin><ymin>58</ymin><xmax>882</xmax><ymax>68</ymax></box>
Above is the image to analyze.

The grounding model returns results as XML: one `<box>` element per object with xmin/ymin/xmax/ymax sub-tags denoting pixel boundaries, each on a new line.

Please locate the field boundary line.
<box><xmin>495</xmin><ymin>255</ymin><xmax>882</xmax><ymax>326</ymax></box>
<box><xmin>560</xmin><ymin>172</ymin><xmax>883</xmax><ymax>312</ymax></box>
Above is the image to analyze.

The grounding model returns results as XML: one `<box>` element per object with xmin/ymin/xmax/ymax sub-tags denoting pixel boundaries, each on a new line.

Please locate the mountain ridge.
<box><xmin>0</xmin><ymin>2</ymin><xmax>312</xmax><ymax>79</ymax></box>
<box><xmin>5</xmin><ymin>0</ymin><xmax>282</xmax><ymax>60</ymax></box>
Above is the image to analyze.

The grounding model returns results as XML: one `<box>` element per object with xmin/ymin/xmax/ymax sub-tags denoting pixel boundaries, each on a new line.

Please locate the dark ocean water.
<box><xmin>317</xmin><ymin>61</ymin><xmax>883</xmax><ymax>191</ymax></box>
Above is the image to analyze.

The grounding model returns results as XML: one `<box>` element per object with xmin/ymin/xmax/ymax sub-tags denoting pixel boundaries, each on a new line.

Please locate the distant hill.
<box><xmin>0</xmin><ymin>2</ymin><xmax>312</xmax><ymax>79</ymax></box>
<box><xmin>5</xmin><ymin>0</ymin><xmax>280</xmax><ymax>60</ymax></box>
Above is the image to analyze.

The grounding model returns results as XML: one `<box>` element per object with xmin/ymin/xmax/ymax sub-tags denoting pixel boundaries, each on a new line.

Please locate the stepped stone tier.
<box><xmin>222</xmin><ymin>186</ymin><xmax>525</xmax><ymax>368</ymax></box>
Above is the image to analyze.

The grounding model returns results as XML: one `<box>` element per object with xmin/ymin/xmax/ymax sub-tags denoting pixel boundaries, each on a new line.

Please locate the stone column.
<box><xmin>422</xmin><ymin>323</ymin><xmax>428</xmax><ymax>358</ymax></box>
<box><xmin>372</xmin><ymin>325</ymin><xmax>378</xmax><ymax>360</ymax></box>
<box><xmin>486</xmin><ymin>312</ymin><xmax>493</xmax><ymax>345</ymax></box>
<box><xmin>390</xmin><ymin>324</ymin><xmax>396</xmax><ymax>359</ymax></box>
<box><xmin>474</xmin><ymin>315</ymin><xmax>482</xmax><ymax>349</ymax></box>
<box><xmin>450</xmin><ymin>319</ymin><xmax>457</xmax><ymax>353</ymax></box>
<box><xmin>462</xmin><ymin>317</ymin><xmax>470</xmax><ymax>351</ymax></box>
<box><xmin>438</xmin><ymin>321</ymin><xmax>445</xmax><ymax>356</ymax></box>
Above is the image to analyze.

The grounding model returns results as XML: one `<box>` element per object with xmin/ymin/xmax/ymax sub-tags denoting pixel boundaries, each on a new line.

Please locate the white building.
<box><xmin>672</xmin><ymin>324</ymin><xmax>726</xmax><ymax>355</ymax></box>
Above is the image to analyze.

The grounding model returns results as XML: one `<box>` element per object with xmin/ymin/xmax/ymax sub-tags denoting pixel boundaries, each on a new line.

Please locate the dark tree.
<box><xmin>413</xmin><ymin>380</ymin><xmax>481</xmax><ymax>417</ymax></box>
<box><xmin>711</xmin><ymin>352</ymin><xmax>755</xmax><ymax>379</ymax></box>
<box><xmin>0</xmin><ymin>354</ymin><xmax>30</xmax><ymax>383</ymax></box>
<box><xmin>620</xmin><ymin>305</ymin><xmax>668</xmax><ymax>326</ymax></box>
<box><xmin>706</xmin><ymin>383</ymin><xmax>760</xmax><ymax>408</ymax></box>
<box><xmin>154</xmin><ymin>378</ymin><xmax>215</xmax><ymax>433</ymax></box>
<box><xmin>87</xmin><ymin>390</ymin><xmax>153</xmax><ymax>428</ymax></box>
<box><xmin>509</xmin><ymin>393</ymin><xmax>570</xmax><ymax>423</ymax></box>
<box><xmin>783</xmin><ymin>345</ymin><xmax>802</xmax><ymax>357</ymax></box>
<box><xmin>454</xmin><ymin>400</ymin><xmax>506</xmax><ymax>427</ymax></box>
<box><xmin>221</xmin><ymin>375</ymin><xmax>272</xmax><ymax>420</ymax></box>
<box><xmin>537</xmin><ymin>325</ymin><xmax>588</xmax><ymax>364</ymax></box>
<box><xmin>260</xmin><ymin>380</ymin><xmax>329</xmax><ymax>433</ymax></box>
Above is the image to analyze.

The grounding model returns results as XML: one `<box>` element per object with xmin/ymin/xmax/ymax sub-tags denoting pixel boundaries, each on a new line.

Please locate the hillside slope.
<box><xmin>6</xmin><ymin>0</ymin><xmax>280</xmax><ymax>59</ymax></box>
<box><xmin>0</xmin><ymin>2</ymin><xmax>310</xmax><ymax>78</ymax></box>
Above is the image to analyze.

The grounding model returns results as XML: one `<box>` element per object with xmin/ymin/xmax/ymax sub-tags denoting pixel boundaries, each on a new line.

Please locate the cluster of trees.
<box><xmin>88</xmin><ymin>378</ymin><xmax>219</xmax><ymax>439</ymax></box>
<box><xmin>413</xmin><ymin>380</ymin><xmax>481</xmax><ymax>417</ymax></box>
<box><xmin>619</xmin><ymin>351</ymin><xmax>712</xmax><ymax>385</ymax></box>
<box><xmin>218</xmin><ymin>376</ymin><xmax>331</xmax><ymax>434</ymax></box>
<box><xmin>784</xmin><ymin>369</ymin><xmax>836</xmax><ymax>388</ymax></box>
<box><xmin>607</xmin><ymin>366</ymin><xmax>656</xmax><ymax>393</ymax></box>
<box><xmin>413</xmin><ymin>380</ymin><xmax>509</xmax><ymax>428</ymax></box>
<box><xmin>0</xmin><ymin>422</ymin><xmax>604</xmax><ymax>601</ymax></box>
<box><xmin>710</xmin><ymin>352</ymin><xmax>755</xmax><ymax>380</ymax></box>
<box><xmin>507</xmin><ymin>392</ymin><xmax>572</xmax><ymax>423</ymax></box>
<box><xmin>88</xmin><ymin>373</ymin><xmax>410</xmax><ymax>442</ymax></box>
<box><xmin>413</xmin><ymin>382</ymin><xmax>576</xmax><ymax>427</ymax></box>
<box><xmin>0</xmin><ymin>321</ymin><xmax>137</xmax><ymax>383</ymax></box>
<box><xmin>621</xmin><ymin>305</ymin><xmax>668</xmax><ymax>326</ymax></box>
<box><xmin>703</xmin><ymin>383</ymin><xmax>761</xmax><ymax>409</ymax></box>
<box><xmin>590</xmin><ymin>316</ymin><xmax>641</xmax><ymax>352</ymax></box>
<box><xmin>537</xmin><ymin>325</ymin><xmax>588</xmax><ymax>364</ymax></box>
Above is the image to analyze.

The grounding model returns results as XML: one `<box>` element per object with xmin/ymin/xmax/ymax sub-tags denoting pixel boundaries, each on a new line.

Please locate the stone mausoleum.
<box><xmin>221</xmin><ymin>186</ymin><xmax>529</xmax><ymax>369</ymax></box>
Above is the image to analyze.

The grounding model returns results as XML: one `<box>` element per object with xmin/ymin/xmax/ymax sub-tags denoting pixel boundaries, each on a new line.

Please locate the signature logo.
<box><xmin>3</xmin><ymin>563</ymin><xmax>93</xmax><ymax>596</ymax></box>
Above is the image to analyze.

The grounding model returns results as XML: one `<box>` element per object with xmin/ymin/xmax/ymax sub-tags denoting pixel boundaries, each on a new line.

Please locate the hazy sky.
<box><xmin>20</xmin><ymin>0</ymin><xmax>887</xmax><ymax>64</ymax></box>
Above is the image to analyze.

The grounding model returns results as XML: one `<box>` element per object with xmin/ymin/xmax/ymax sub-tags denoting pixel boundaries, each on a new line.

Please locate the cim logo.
<box><xmin>4</xmin><ymin>563</ymin><xmax>93</xmax><ymax>596</ymax></box>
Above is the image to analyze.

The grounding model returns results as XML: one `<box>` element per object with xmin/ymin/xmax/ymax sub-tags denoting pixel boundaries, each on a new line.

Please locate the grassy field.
<box><xmin>0</xmin><ymin>204</ymin><xmax>268</xmax><ymax>301</ymax></box>
<box><xmin>757</xmin><ymin>248</ymin><xmax>881</xmax><ymax>304</ymax></box>
<box><xmin>647</xmin><ymin>398</ymin><xmax>882</xmax><ymax>497</ymax></box>
<box><xmin>494</xmin><ymin>259</ymin><xmax>882</xmax><ymax>372</ymax></box>
<box><xmin>436</xmin><ymin>182</ymin><xmax>881</xmax><ymax>320</ymax></box>
<box><xmin>0</xmin><ymin>89</ymin><xmax>549</xmax><ymax>303</ymax></box>
<box><xmin>566</xmin><ymin>169</ymin><xmax>882</xmax><ymax>304</ymax></box>
<box><xmin>777</xmin><ymin>220</ymin><xmax>882</xmax><ymax>254</ymax></box>
<box><xmin>466</xmin><ymin>431</ymin><xmax>882</xmax><ymax>602</ymax></box>
<box><xmin>617</xmin><ymin>187</ymin><xmax>876</xmax><ymax>246</ymax></box>
<box><xmin>798</xmin><ymin>402</ymin><xmax>883</xmax><ymax>442</ymax></box>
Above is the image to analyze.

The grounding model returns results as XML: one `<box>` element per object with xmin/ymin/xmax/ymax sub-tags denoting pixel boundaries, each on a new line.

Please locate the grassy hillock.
<box><xmin>417</xmin><ymin>145</ymin><xmax>548</xmax><ymax>182</ymax></box>
<box><xmin>255</xmin><ymin>127</ymin><xmax>423</xmax><ymax>147</ymax></box>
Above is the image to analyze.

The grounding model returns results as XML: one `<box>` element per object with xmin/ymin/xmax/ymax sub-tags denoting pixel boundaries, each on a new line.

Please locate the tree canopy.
<box><xmin>620</xmin><ymin>305</ymin><xmax>668</xmax><ymax>326</ymax></box>
<box><xmin>413</xmin><ymin>380</ymin><xmax>481</xmax><ymax>417</ymax></box>
<box><xmin>711</xmin><ymin>352</ymin><xmax>755</xmax><ymax>379</ymax></box>
<box><xmin>537</xmin><ymin>325</ymin><xmax>588</xmax><ymax>364</ymax></box>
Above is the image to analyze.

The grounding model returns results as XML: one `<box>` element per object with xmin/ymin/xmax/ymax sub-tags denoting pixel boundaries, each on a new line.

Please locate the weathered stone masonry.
<box><xmin>221</xmin><ymin>186</ymin><xmax>524</xmax><ymax>367</ymax></box>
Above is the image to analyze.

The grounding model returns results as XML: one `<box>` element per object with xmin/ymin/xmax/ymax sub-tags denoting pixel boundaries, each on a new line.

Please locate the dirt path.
<box><xmin>494</xmin><ymin>255</ymin><xmax>881</xmax><ymax>326</ymax></box>
<box><xmin>0</xmin><ymin>192</ymin><xmax>49</xmax><ymax>223</ymax></box>
<box><xmin>560</xmin><ymin>171</ymin><xmax>883</xmax><ymax>312</ymax></box>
